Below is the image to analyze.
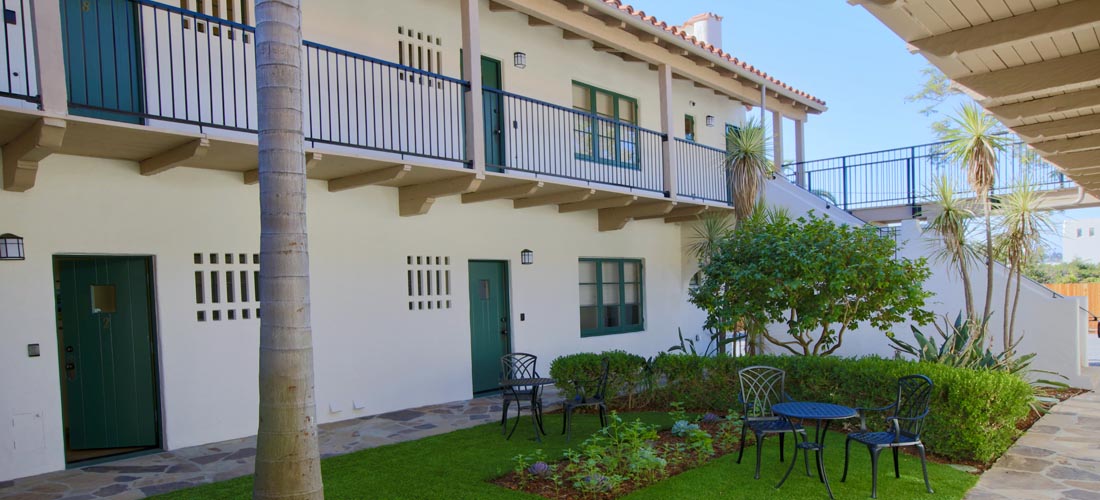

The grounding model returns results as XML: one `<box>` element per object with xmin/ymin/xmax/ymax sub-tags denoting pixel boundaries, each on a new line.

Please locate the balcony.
<box><xmin>0</xmin><ymin>0</ymin><xmax>732</xmax><ymax>223</ymax></box>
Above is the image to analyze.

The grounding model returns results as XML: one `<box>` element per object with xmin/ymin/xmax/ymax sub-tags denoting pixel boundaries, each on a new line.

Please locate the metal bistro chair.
<box><xmin>737</xmin><ymin>365</ymin><xmax>808</xmax><ymax>480</ymax></box>
<box><xmin>842</xmin><ymin>374</ymin><xmax>935</xmax><ymax>499</ymax></box>
<box><xmin>561</xmin><ymin>357</ymin><xmax>610</xmax><ymax>442</ymax></box>
<box><xmin>500</xmin><ymin>353</ymin><xmax>546</xmax><ymax>439</ymax></box>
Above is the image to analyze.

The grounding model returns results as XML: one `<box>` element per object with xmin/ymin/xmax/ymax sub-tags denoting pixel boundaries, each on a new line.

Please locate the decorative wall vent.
<box><xmin>397</xmin><ymin>26</ymin><xmax>444</xmax><ymax>87</ymax></box>
<box><xmin>407</xmin><ymin>255</ymin><xmax>451</xmax><ymax>311</ymax></box>
<box><xmin>194</xmin><ymin>252</ymin><xmax>260</xmax><ymax>322</ymax></box>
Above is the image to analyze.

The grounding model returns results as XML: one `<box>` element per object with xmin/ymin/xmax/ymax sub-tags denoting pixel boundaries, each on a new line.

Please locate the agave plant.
<box><xmin>723</xmin><ymin>118</ymin><xmax>773</xmax><ymax>224</ymax></box>
<box><xmin>941</xmin><ymin>104</ymin><xmax>1010</xmax><ymax>326</ymax></box>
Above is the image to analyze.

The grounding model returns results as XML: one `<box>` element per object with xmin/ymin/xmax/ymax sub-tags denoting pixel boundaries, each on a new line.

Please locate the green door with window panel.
<box><xmin>60</xmin><ymin>0</ymin><xmax>143</xmax><ymax>123</ymax></box>
<box><xmin>481</xmin><ymin>57</ymin><xmax>505</xmax><ymax>171</ymax></box>
<box><xmin>469</xmin><ymin>261</ymin><xmax>511</xmax><ymax>394</ymax></box>
<box><xmin>56</xmin><ymin>256</ymin><xmax>158</xmax><ymax>451</ymax></box>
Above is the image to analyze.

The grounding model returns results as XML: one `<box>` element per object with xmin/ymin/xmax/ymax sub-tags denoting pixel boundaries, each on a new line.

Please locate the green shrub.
<box><xmin>549</xmin><ymin>350</ymin><xmax>647</xmax><ymax>403</ymax></box>
<box><xmin>554</xmin><ymin>352</ymin><xmax>1034</xmax><ymax>464</ymax></box>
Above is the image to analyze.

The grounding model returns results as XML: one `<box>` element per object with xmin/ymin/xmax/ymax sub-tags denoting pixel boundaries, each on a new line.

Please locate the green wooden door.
<box><xmin>481</xmin><ymin>56</ymin><xmax>505</xmax><ymax>171</ymax></box>
<box><xmin>468</xmin><ymin>261</ymin><xmax>511</xmax><ymax>394</ymax></box>
<box><xmin>60</xmin><ymin>0</ymin><xmax>143</xmax><ymax>123</ymax></box>
<box><xmin>57</xmin><ymin>256</ymin><xmax>158</xmax><ymax>451</ymax></box>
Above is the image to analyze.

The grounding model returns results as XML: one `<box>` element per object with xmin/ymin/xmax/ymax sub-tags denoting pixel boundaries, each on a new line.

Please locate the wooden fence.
<box><xmin>1045</xmin><ymin>283</ymin><xmax>1100</xmax><ymax>335</ymax></box>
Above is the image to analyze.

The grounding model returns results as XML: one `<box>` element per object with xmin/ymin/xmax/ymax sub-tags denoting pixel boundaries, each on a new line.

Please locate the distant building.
<box><xmin>1063</xmin><ymin>219</ymin><xmax>1100</xmax><ymax>262</ymax></box>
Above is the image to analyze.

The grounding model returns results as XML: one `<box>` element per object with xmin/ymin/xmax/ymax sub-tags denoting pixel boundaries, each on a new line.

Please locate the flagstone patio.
<box><xmin>965</xmin><ymin>391</ymin><xmax>1100</xmax><ymax>500</ymax></box>
<box><xmin>0</xmin><ymin>390</ymin><xmax>561</xmax><ymax>500</ymax></box>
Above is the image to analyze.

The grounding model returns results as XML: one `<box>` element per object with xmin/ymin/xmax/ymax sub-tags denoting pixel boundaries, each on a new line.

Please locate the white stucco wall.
<box><xmin>1062</xmin><ymin>218</ymin><xmax>1100</xmax><ymax>263</ymax></box>
<box><xmin>0</xmin><ymin>155</ymin><xmax>694</xmax><ymax>481</ymax></box>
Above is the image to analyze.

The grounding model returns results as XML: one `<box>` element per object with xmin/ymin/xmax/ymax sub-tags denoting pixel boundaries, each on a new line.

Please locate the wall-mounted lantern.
<box><xmin>520</xmin><ymin>249</ymin><xmax>534</xmax><ymax>265</ymax></box>
<box><xmin>0</xmin><ymin>233</ymin><xmax>25</xmax><ymax>260</ymax></box>
<box><xmin>513</xmin><ymin>52</ymin><xmax>527</xmax><ymax>69</ymax></box>
<box><xmin>706</xmin><ymin>115</ymin><xmax>715</xmax><ymax>127</ymax></box>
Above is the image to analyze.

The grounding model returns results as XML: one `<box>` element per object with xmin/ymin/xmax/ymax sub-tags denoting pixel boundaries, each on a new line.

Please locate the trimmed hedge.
<box><xmin>548</xmin><ymin>350</ymin><xmax>648</xmax><ymax>404</ymax></box>
<box><xmin>550</xmin><ymin>353</ymin><xmax>1033</xmax><ymax>464</ymax></box>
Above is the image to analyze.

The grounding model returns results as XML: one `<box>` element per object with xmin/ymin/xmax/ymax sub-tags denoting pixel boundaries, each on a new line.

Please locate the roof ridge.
<box><xmin>601</xmin><ymin>0</ymin><xmax>826</xmax><ymax>107</ymax></box>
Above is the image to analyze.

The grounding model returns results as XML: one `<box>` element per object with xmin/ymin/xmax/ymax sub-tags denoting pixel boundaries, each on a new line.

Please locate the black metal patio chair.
<box><xmin>561</xmin><ymin>356</ymin><xmax>609</xmax><ymax>442</ymax></box>
<box><xmin>500</xmin><ymin>353</ymin><xmax>545</xmax><ymax>439</ymax></box>
<box><xmin>842</xmin><ymin>374</ymin><xmax>934</xmax><ymax>499</ymax></box>
<box><xmin>736</xmin><ymin>365</ymin><xmax>808</xmax><ymax>479</ymax></box>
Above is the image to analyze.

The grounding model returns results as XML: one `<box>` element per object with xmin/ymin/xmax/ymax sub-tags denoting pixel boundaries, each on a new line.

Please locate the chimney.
<box><xmin>682</xmin><ymin>12</ymin><xmax>724</xmax><ymax>51</ymax></box>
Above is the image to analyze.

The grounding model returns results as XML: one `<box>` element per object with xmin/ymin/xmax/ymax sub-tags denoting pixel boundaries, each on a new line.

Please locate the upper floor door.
<box><xmin>60</xmin><ymin>0</ymin><xmax>144</xmax><ymax>123</ymax></box>
<box><xmin>481</xmin><ymin>56</ymin><xmax>505</xmax><ymax>170</ymax></box>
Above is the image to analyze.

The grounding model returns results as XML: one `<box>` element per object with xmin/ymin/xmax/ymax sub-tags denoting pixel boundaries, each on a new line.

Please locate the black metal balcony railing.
<box><xmin>60</xmin><ymin>0</ymin><xmax>468</xmax><ymax>164</ymax></box>
<box><xmin>304</xmin><ymin>42</ymin><xmax>467</xmax><ymax>163</ymax></box>
<box><xmin>0</xmin><ymin>0</ymin><xmax>36</xmax><ymax>102</ymax></box>
<box><xmin>483</xmin><ymin>87</ymin><xmax>665</xmax><ymax>194</ymax></box>
<box><xmin>788</xmin><ymin>140</ymin><xmax>1070</xmax><ymax>211</ymax></box>
<box><xmin>675</xmin><ymin>139</ymin><xmax>730</xmax><ymax>204</ymax></box>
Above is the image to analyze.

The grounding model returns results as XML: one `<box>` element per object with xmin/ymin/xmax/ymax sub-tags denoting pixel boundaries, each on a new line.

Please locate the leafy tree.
<box><xmin>1025</xmin><ymin>259</ymin><xmax>1100</xmax><ymax>284</ymax></box>
<box><xmin>690</xmin><ymin>211</ymin><xmax>933</xmax><ymax>356</ymax></box>
<box><xmin>906</xmin><ymin>65</ymin><xmax>966</xmax><ymax>139</ymax></box>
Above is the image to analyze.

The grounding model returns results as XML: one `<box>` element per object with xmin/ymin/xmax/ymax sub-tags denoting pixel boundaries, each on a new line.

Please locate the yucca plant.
<box><xmin>995</xmin><ymin>180</ymin><xmax>1052</xmax><ymax>356</ymax></box>
<box><xmin>924</xmin><ymin>175</ymin><xmax>980</xmax><ymax>322</ymax></box>
<box><xmin>941</xmin><ymin>104</ymin><xmax>1010</xmax><ymax>328</ymax></box>
<box><xmin>723</xmin><ymin>118</ymin><xmax>773</xmax><ymax>224</ymax></box>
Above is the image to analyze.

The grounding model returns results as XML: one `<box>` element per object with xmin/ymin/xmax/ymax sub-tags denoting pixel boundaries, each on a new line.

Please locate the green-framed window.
<box><xmin>579</xmin><ymin>258</ymin><xmax>644</xmax><ymax>337</ymax></box>
<box><xmin>571</xmin><ymin>82</ymin><xmax>639</xmax><ymax>169</ymax></box>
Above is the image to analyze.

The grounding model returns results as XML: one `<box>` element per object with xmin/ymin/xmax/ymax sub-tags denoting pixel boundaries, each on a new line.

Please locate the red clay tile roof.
<box><xmin>602</xmin><ymin>1</ymin><xmax>826</xmax><ymax>108</ymax></box>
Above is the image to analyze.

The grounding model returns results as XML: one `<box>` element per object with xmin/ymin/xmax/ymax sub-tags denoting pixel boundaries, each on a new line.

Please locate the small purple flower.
<box><xmin>701</xmin><ymin>412</ymin><xmax>721</xmax><ymax>424</ymax></box>
<box><xmin>527</xmin><ymin>461</ymin><xmax>550</xmax><ymax>476</ymax></box>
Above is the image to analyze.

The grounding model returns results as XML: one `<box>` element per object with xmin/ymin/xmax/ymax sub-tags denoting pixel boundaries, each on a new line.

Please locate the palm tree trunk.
<box><xmin>1002</xmin><ymin>262</ymin><xmax>1013</xmax><ymax>352</ymax></box>
<box><xmin>982</xmin><ymin>200</ymin><xmax>994</xmax><ymax>342</ymax></box>
<box><xmin>253</xmin><ymin>0</ymin><xmax>324</xmax><ymax>498</ymax></box>
<box><xmin>958</xmin><ymin>252</ymin><xmax>975</xmax><ymax>323</ymax></box>
<box><xmin>1009</xmin><ymin>268</ymin><xmax>1023</xmax><ymax>357</ymax></box>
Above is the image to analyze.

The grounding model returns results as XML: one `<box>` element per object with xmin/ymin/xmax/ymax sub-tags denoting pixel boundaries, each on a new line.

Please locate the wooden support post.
<box><xmin>772</xmin><ymin>111</ymin><xmax>784</xmax><ymax>173</ymax></box>
<box><xmin>461</xmin><ymin>0</ymin><xmax>486</xmax><ymax>174</ymax></box>
<box><xmin>31</xmin><ymin>0</ymin><xmax>68</xmax><ymax>114</ymax></box>
<box><xmin>794</xmin><ymin>118</ymin><xmax>806</xmax><ymax>187</ymax></box>
<box><xmin>328</xmin><ymin>164</ymin><xmax>412</xmax><ymax>192</ymax></box>
<box><xmin>140</xmin><ymin>137</ymin><xmax>210</xmax><ymax>176</ymax></box>
<box><xmin>398</xmin><ymin>175</ymin><xmax>481</xmax><ymax>216</ymax></box>
<box><xmin>658</xmin><ymin>64</ymin><xmax>678</xmax><ymax>199</ymax></box>
<box><xmin>2</xmin><ymin>117</ymin><xmax>66</xmax><ymax>192</ymax></box>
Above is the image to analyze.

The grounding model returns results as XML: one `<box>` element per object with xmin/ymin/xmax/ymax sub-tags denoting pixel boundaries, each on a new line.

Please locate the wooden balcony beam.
<box><xmin>1014</xmin><ymin>114</ymin><xmax>1100</xmax><ymax>141</ymax></box>
<box><xmin>559</xmin><ymin>194</ymin><xmax>636</xmax><ymax>213</ymax></box>
<box><xmin>398</xmin><ymin>174</ymin><xmax>481</xmax><ymax>216</ymax></box>
<box><xmin>461</xmin><ymin>181</ymin><xmax>543</xmax><ymax>203</ymax></box>
<box><xmin>328</xmin><ymin>164</ymin><xmax>412</xmax><ymax>192</ymax></box>
<box><xmin>140</xmin><ymin>137</ymin><xmax>209</xmax><ymax>176</ymax></box>
<box><xmin>988</xmin><ymin>87</ymin><xmax>1100</xmax><ymax>122</ymax></box>
<box><xmin>910</xmin><ymin>2</ymin><xmax>1100</xmax><ymax>58</ymax></box>
<box><xmin>2</xmin><ymin>117</ymin><xmax>66</xmax><ymax>192</ymax></box>
<box><xmin>598</xmin><ymin>201</ymin><xmax>676</xmax><ymax>231</ymax></box>
<box><xmin>1032</xmin><ymin>133</ymin><xmax>1100</xmax><ymax>155</ymax></box>
<box><xmin>513</xmin><ymin>188</ymin><xmax>595</xmax><ymax>208</ymax></box>
<box><xmin>956</xmin><ymin>51</ymin><xmax>1100</xmax><ymax>99</ymax></box>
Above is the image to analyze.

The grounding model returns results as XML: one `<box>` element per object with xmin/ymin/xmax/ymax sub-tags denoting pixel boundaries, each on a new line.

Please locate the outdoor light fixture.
<box><xmin>0</xmin><ymin>233</ymin><xmax>24</xmax><ymax>260</ymax></box>
<box><xmin>706</xmin><ymin>115</ymin><xmax>715</xmax><ymax>127</ymax></box>
<box><xmin>513</xmin><ymin>52</ymin><xmax>527</xmax><ymax>69</ymax></box>
<box><xmin>520</xmin><ymin>249</ymin><xmax>534</xmax><ymax>265</ymax></box>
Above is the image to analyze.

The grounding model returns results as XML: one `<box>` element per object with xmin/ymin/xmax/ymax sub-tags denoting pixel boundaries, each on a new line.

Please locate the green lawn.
<box><xmin>155</xmin><ymin>412</ymin><xmax>977</xmax><ymax>499</ymax></box>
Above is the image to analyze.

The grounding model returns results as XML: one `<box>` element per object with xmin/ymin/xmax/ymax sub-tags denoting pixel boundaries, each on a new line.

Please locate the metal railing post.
<box><xmin>841</xmin><ymin>156</ymin><xmax>849</xmax><ymax>211</ymax></box>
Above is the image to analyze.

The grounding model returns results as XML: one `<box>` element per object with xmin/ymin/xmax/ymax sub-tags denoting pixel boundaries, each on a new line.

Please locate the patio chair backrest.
<box><xmin>738</xmin><ymin>365</ymin><xmax>787</xmax><ymax>419</ymax></box>
<box><xmin>501</xmin><ymin>353</ymin><xmax>538</xmax><ymax>383</ymax></box>
<box><xmin>893</xmin><ymin>374</ymin><xmax>933</xmax><ymax>440</ymax></box>
<box><xmin>592</xmin><ymin>357</ymin><xmax>611</xmax><ymax>401</ymax></box>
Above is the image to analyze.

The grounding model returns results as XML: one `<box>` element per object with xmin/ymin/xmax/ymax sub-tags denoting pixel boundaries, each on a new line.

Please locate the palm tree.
<box><xmin>941</xmin><ymin>103</ymin><xmax>1009</xmax><ymax>331</ymax></box>
<box><xmin>996</xmin><ymin>180</ymin><xmax>1051</xmax><ymax>356</ymax></box>
<box><xmin>925</xmin><ymin>175</ymin><xmax>978</xmax><ymax>322</ymax></box>
<box><xmin>723</xmin><ymin>118</ymin><xmax>773</xmax><ymax>225</ymax></box>
<box><xmin>252</xmin><ymin>0</ymin><xmax>324</xmax><ymax>498</ymax></box>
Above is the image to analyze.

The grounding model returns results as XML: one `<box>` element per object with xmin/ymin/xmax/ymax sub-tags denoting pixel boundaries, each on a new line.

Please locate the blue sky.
<box><xmin>635</xmin><ymin>0</ymin><xmax>1100</xmax><ymax>254</ymax></box>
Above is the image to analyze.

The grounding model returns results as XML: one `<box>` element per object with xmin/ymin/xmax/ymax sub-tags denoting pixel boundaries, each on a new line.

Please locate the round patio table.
<box><xmin>500</xmin><ymin>377</ymin><xmax>554</xmax><ymax>442</ymax></box>
<box><xmin>772</xmin><ymin>402</ymin><xmax>858</xmax><ymax>500</ymax></box>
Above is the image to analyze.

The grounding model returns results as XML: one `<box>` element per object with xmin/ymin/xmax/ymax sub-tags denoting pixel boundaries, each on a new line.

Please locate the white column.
<box><xmin>461</xmin><ymin>0</ymin><xmax>485</xmax><ymax>174</ymax></box>
<box><xmin>30</xmin><ymin>0</ymin><xmax>67</xmax><ymax>114</ymax></box>
<box><xmin>659</xmin><ymin>64</ymin><xmax>677</xmax><ymax>199</ymax></box>
<box><xmin>772</xmin><ymin>111</ymin><xmax>783</xmax><ymax>173</ymax></box>
<box><xmin>794</xmin><ymin>119</ymin><xmax>806</xmax><ymax>187</ymax></box>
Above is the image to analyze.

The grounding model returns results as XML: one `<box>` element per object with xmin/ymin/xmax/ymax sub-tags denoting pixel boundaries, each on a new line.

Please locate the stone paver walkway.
<box><xmin>0</xmin><ymin>390</ymin><xmax>561</xmax><ymax>500</ymax></box>
<box><xmin>966</xmin><ymin>391</ymin><xmax>1100</xmax><ymax>500</ymax></box>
